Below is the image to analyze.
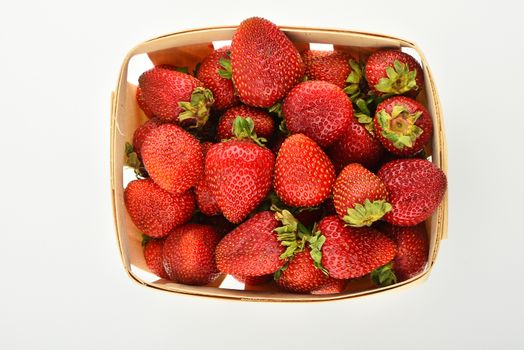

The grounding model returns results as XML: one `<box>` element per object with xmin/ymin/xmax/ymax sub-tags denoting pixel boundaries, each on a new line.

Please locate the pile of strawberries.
<box><xmin>123</xmin><ymin>17</ymin><xmax>447</xmax><ymax>295</ymax></box>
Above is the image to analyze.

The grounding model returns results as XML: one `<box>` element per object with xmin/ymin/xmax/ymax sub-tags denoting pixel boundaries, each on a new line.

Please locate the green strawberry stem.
<box><xmin>178</xmin><ymin>87</ymin><xmax>215</xmax><ymax>129</ymax></box>
<box><xmin>217</xmin><ymin>56</ymin><xmax>233</xmax><ymax>79</ymax></box>
<box><xmin>343</xmin><ymin>199</ymin><xmax>392</xmax><ymax>227</ymax></box>
<box><xmin>231</xmin><ymin>116</ymin><xmax>267</xmax><ymax>146</ymax></box>
<box><xmin>125</xmin><ymin>142</ymin><xmax>148</xmax><ymax>179</ymax></box>
<box><xmin>344</xmin><ymin>59</ymin><xmax>365</xmax><ymax>101</ymax></box>
<box><xmin>371</xmin><ymin>262</ymin><xmax>397</xmax><ymax>286</ymax></box>
<box><xmin>377</xmin><ymin>105</ymin><xmax>423</xmax><ymax>150</ymax></box>
<box><xmin>375</xmin><ymin>60</ymin><xmax>418</xmax><ymax>95</ymax></box>
<box><xmin>272</xmin><ymin>205</ymin><xmax>328</xmax><ymax>276</ymax></box>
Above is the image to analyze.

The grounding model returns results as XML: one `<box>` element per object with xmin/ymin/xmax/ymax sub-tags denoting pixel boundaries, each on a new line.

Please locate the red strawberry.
<box><xmin>217</xmin><ymin>105</ymin><xmax>275</xmax><ymax>140</ymax></box>
<box><xmin>231</xmin><ymin>17</ymin><xmax>305</xmax><ymax>107</ymax></box>
<box><xmin>132</xmin><ymin>118</ymin><xmax>163</xmax><ymax>159</ymax></box>
<box><xmin>138</xmin><ymin>66</ymin><xmax>214</xmax><ymax>127</ymax></box>
<box><xmin>276</xmin><ymin>249</ymin><xmax>329</xmax><ymax>293</ymax></box>
<box><xmin>283</xmin><ymin>81</ymin><xmax>353</xmax><ymax>147</ymax></box>
<box><xmin>215</xmin><ymin>211</ymin><xmax>284</xmax><ymax>276</ymax></box>
<box><xmin>310</xmin><ymin>277</ymin><xmax>347</xmax><ymax>295</ymax></box>
<box><xmin>274</xmin><ymin>134</ymin><xmax>335</xmax><ymax>207</ymax></box>
<box><xmin>302</xmin><ymin>49</ymin><xmax>351</xmax><ymax>88</ymax></box>
<box><xmin>378</xmin><ymin>159</ymin><xmax>447</xmax><ymax>226</ymax></box>
<box><xmin>380</xmin><ymin>223</ymin><xmax>429</xmax><ymax>281</ymax></box>
<box><xmin>333</xmin><ymin>163</ymin><xmax>391</xmax><ymax>227</ymax></box>
<box><xmin>124</xmin><ymin>179</ymin><xmax>194</xmax><ymax>238</ymax></box>
<box><xmin>233</xmin><ymin>274</ymin><xmax>272</xmax><ymax>285</ymax></box>
<box><xmin>328</xmin><ymin>116</ymin><xmax>384</xmax><ymax>171</ymax></box>
<box><xmin>196</xmin><ymin>46</ymin><xmax>240</xmax><ymax>110</ymax></box>
<box><xmin>162</xmin><ymin>224</ymin><xmax>221</xmax><ymax>285</ymax></box>
<box><xmin>374</xmin><ymin>96</ymin><xmax>433</xmax><ymax>156</ymax></box>
<box><xmin>205</xmin><ymin>117</ymin><xmax>274</xmax><ymax>223</ymax></box>
<box><xmin>318</xmin><ymin>216</ymin><xmax>397</xmax><ymax>279</ymax></box>
<box><xmin>194</xmin><ymin>142</ymin><xmax>221</xmax><ymax>216</ymax></box>
<box><xmin>136</xmin><ymin>86</ymin><xmax>154</xmax><ymax>118</ymax></box>
<box><xmin>143</xmin><ymin>238</ymin><xmax>169</xmax><ymax>279</ymax></box>
<box><xmin>141</xmin><ymin>124</ymin><xmax>203</xmax><ymax>195</ymax></box>
<box><xmin>365</xmin><ymin>50</ymin><xmax>424</xmax><ymax>97</ymax></box>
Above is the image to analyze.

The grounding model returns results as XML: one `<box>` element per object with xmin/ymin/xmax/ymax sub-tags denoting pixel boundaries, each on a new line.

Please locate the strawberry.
<box><xmin>194</xmin><ymin>142</ymin><xmax>221</xmax><ymax>216</ymax></box>
<box><xmin>283</xmin><ymin>81</ymin><xmax>353</xmax><ymax>147</ymax></box>
<box><xmin>231</xmin><ymin>17</ymin><xmax>305</xmax><ymax>107</ymax></box>
<box><xmin>196</xmin><ymin>46</ymin><xmax>240</xmax><ymax>111</ymax></box>
<box><xmin>131</xmin><ymin>118</ymin><xmax>163</xmax><ymax>160</ymax></box>
<box><xmin>374</xmin><ymin>96</ymin><xmax>433</xmax><ymax>156</ymax></box>
<box><xmin>136</xmin><ymin>86</ymin><xmax>154</xmax><ymax>118</ymax></box>
<box><xmin>215</xmin><ymin>211</ymin><xmax>284</xmax><ymax>276</ymax></box>
<box><xmin>143</xmin><ymin>237</ymin><xmax>169</xmax><ymax>279</ymax></box>
<box><xmin>379</xmin><ymin>223</ymin><xmax>429</xmax><ymax>282</ymax></box>
<box><xmin>124</xmin><ymin>179</ymin><xmax>194</xmax><ymax>238</ymax></box>
<box><xmin>310</xmin><ymin>278</ymin><xmax>347</xmax><ymax>295</ymax></box>
<box><xmin>217</xmin><ymin>105</ymin><xmax>275</xmax><ymax>140</ymax></box>
<box><xmin>141</xmin><ymin>124</ymin><xmax>203</xmax><ymax>195</ymax></box>
<box><xmin>276</xmin><ymin>248</ymin><xmax>329</xmax><ymax>293</ymax></box>
<box><xmin>377</xmin><ymin>159</ymin><xmax>447</xmax><ymax>226</ymax></box>
<box><xmin>138</xmin><ymin>66</ymin><xmax>214</xmax><ymax>127</ymax></box>
<box><xmin>365</xmin><ymin>49</ymin><xmax>424</xmax><ymax>97</ymax></box>
<box><xmin>162</xmin><ymin>224</ymin><xmax>221</xmax><ymax>285</ymax></box>
<box><xmin>318</xmin><ymin>216</ymin><xmax>397</xmax><ymax>279</ymax></box>
<box><xmin>302</xmin><ymin>49</ymin><xmax>351</xmax><ymax>88</ymax></box>
<box><xmin>205</xmin><ymin>117</ymin><xmax>274</xmax><ymax>223</ymax></box>
<box><xmin>274</xmin><ymin>134</ymin><xmax>335</xmax><ymax>207</ymax></box>
<box><xmin>328</xmin><ymin>116</ymin><xmax>384</xmax><ymax>171</ymax></box>
<box><xmin>233</xmin><ymin>274</ymin><xmax>272</xmax><ymax>285</ymax></box>
<box><xmin>333</xmin><ymin>163</ymin><xmax>391</xmax><ymax>227</ymax></box>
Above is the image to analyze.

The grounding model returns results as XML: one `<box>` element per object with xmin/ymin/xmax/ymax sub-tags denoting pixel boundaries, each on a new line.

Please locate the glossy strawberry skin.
<box><xmin>378</xmin><ymin>159</ymin><xmax>447</xmax><ymax>226</ymax></box>
<box><xmin>365</xmin><ymin>50</ymin><xmax>424</xmax><ymax>97</ymax></box>
<box><xmin>274</xmin><ymin>134</ymin><xmax>335</xmax><ymax>207</ymax></box>
<box><xmin>374</xmin><ymin>96</ymin><xmax>433</xmax><ymax>156</ymax></box>
<box><xmin>333</xmin><ymin>163</ymin><xmax>389</xmax><ymax>219</ymax></box>
<box><xmin>138</xmin><ymin>67</ymin><xmax>203</xmax><ymax>122</ymax></box>
<box><xmin>217</xmin><ymin>105</ymin><xmax>275</xmax><ymax>140</ymax></box>
<box><xmin>132</xmin><ymin>118</ymin><xmax>163</xmax><ymax>159</ymax></box>
<box><xmin>162</xmin><ymin>224</ymin><xmax>221</xmax><ymax>285</ymax></box>
<box><xmin>205</xmin><ymin>140</ymin><xmax>274</xmax><ymax>224</ymax></box>
<box><xmin>302</xmin><ymin>49</ymin><xmax>351</xmax><ymax>88</ymax></box>
<box><xmin>215</xmin><ymin>211</ymin><xmax>284</xmax><ymax>276</ymax></box>
<box><xmin>197</xmin><ymin>46</ymin><xmax>240</xmax><ymax>110</ymax></box>
<box><xmin>143</xmin><ymin>238</ymin><xmax>169</xmax><ymax>279</ymax></box>
<box><xmin>318</xmin><ymin>216</ymin><xmax>397</xmax><ymax>279</ymax></box>
<box><xmin>310</xmin><ymin>278</ymin><xmax>347</xmax><ymax>295</ymax></box>
<box><xmin>141</xmin><ymin>124</ymin><xmax>203</xmax><ymax>195</ymax></box>
<box><xmin>136</xmin><ymin>86</ymin><xmax>155</xmax><ymax>118</ymax></box>
<box><xmin>328</xmin><ymin>117</ymin><xmax>384</xmax><ymax>172</ymax></box>
<box><xmin>124</xmin><ymin>179</ymin><xmax>195</xmax><ymax>238</ymax></box>
<box><xmin>231</xmin><ymin>17</ymin><xmax>305</xmax><ymax>107</ymax></box>
<box><xmin>380</xmin><ymin>223</ymin><xmax>429</xmax><ymax>281</ymax></box>
<box><xmin>194</xmin><ymin>143</ymin><xmax>221</xmax><ymax>216</ymax></box>
<box><xmin>276</xmin><ymin>249</ymin><xmax>329</xmax><ymax>293</ymax></box>
<box><xmin>283</xmin><ymin>81</ymin><xmax>353</xmax><ymax>148</ymax></box>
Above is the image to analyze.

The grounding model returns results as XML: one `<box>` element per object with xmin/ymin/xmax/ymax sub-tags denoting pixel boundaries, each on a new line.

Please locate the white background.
<box><xmin>1</xmin><ymin>0</ymin><xmax>523</xmax><ymax>349</ymax></box>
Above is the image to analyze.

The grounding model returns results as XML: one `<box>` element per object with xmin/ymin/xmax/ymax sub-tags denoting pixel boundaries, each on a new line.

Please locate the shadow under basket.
<box><xmin>110</xmin><ymin>25</ymin><xmax>448</xmax><ymax>302</ymax></box>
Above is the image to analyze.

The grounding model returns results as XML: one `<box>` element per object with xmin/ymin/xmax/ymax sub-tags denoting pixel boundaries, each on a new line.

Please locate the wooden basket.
<box><xmin>110</xmin><ymin>25</ymin><xmax>448</xmax><ymax>302</ymax></box>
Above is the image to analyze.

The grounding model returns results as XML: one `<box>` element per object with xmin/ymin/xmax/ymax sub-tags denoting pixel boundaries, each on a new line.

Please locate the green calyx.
<box><xmin>125</xmin><ymin>142</ymin><xmax>148</xmax><ymax>179</ymax></box>
<box><xmin>174</xmin><ymin>66</ymin><xmax>189</xmax><ymax>74</ymax></box>
<box><xmin>217</xmin><ymin>56</ymin><xmax>233</xmax><ymax>79</ymax></box>
<box><xmin>343</xmin><ymin>199</ymin><xmax>392</xmax><ymax>227</ymax></box>
<box><xmin>354</xmin><ymin>97</ymin><xmax>376</xmax><ymax>135</ymax></box>
<box><xmin>371</xmin><ymin>262</ymin><xmax>397</xmax><ymax>286</ymax></box>
<box><xmin>344</xmin><ymin>59</ymin><xmax>365</xmax><ymax>101</ymax></box>
<box><xmin>272</xmin><ymin>205</ymin><xmax>328</xmax><ymax>277</ymax></box>
<box><xmin>231</xmin><ymin>116</ymin><xmax>267</xmax><ymax>146</ymax></box>
<box><xmin>377</xmin><ymin>105</ymin><xmax>423</xmax><ymax>149</ymax></box>
<box><xmin>178</xmin><ymin>87</ymin><xmax>215</xmax><ymax>128</ymax></box>
<box><xmin>268</xmin><ymin>102</ymin><xmax>288</xmax><ymax>134</ymax></box>
<box><xmin>141</xmin><ymin>234</ymin><xmax>152</xmax><ymax>247</ymax></box>
<box><xmin>375</xmin><ymin>60</ymin><xmax>418</xmax><ymax>95</ymax></box>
